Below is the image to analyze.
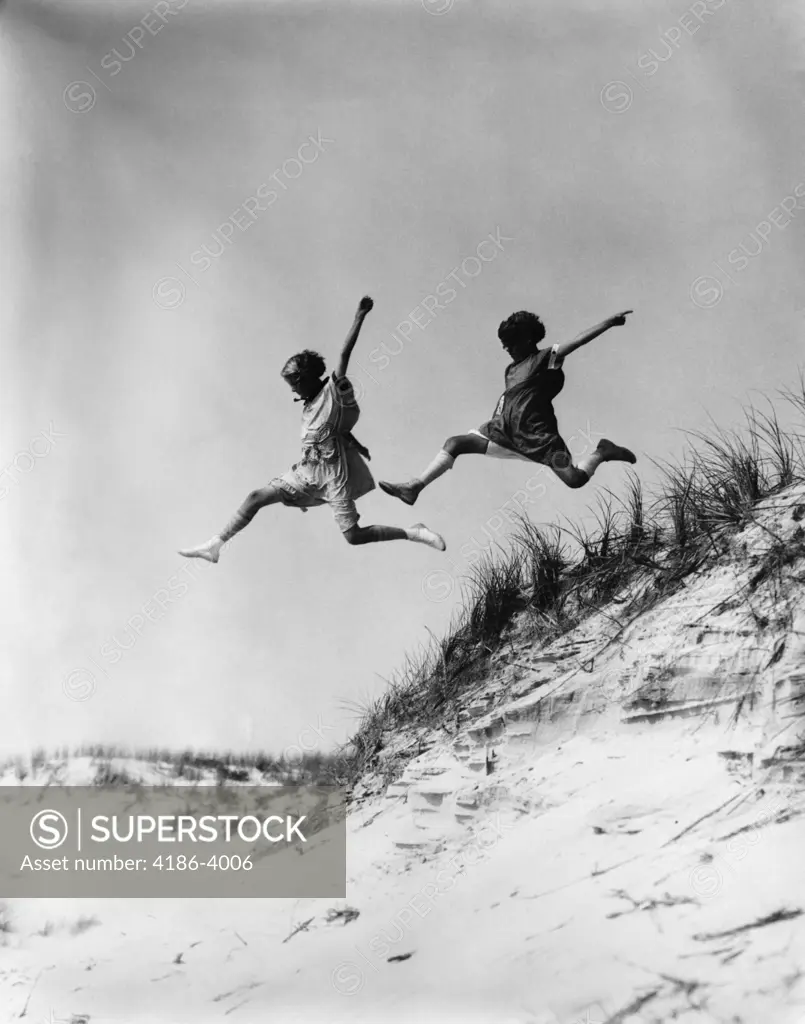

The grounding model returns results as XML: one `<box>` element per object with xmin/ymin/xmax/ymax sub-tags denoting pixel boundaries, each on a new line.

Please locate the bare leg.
<box><xmin>343</xmin><ymin>522</ymin><xmax>446</xmax><ymax>550</ymax></box>
<box><xmin>179</xmin><ymin>485</ymin><xmax>283</xmax><ymax>562</ymax></box>
<box><xmin>379</xmin><ymin>433</ymin><xmax>489</xmax><ymax>506</ymax></box>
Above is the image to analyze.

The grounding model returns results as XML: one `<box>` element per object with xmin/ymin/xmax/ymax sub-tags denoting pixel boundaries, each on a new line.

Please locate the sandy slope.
<box><xmin>3</xmin><ymin>487</ymin><xmax>805</xmax><ymax>1024</ymax></box>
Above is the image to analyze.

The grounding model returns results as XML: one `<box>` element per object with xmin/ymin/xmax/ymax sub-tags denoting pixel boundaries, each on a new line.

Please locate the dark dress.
<box><xmin>477</xmin><ymin>346</ymin><xmax>572</xmax><ymax>468</ymax></box>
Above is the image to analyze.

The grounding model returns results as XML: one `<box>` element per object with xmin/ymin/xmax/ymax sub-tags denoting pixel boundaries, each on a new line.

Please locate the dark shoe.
<box><xmin>379</xmin><ymin>480</ymin><xmax>420</xmax><ymax>506</ymax></box>
<box><xmin>597</xmin><ymin>439</ymin><xmax>637</xmax><ymax>464</ymax></box>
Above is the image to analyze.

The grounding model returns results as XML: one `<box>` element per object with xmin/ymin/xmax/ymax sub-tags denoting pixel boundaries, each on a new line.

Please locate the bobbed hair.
<box><xmin>497</xmin><ymin>311</ymin><xmax>546</xmax><ymax>349</ymax></box>
<box><xmin>280</xmin><ymin>349</ymin><xmax>326</xmax><ymax>380</ymax></box>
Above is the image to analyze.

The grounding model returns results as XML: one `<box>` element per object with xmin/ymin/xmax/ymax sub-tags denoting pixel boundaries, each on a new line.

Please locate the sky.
<box><xmin>1</xmin><ymin>0</ymin><xmax>804</xmax><ymax>759</ymax></box>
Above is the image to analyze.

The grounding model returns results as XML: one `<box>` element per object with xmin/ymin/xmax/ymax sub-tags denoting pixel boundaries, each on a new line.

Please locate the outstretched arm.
<box><xmin>335</xmin><ymin>296</ymin><xmax>374</xmax><ymax>379</ymax></box>
<box><xmin>553</xmin><ymin>310</ymin><xmax>632</xmax><ymax>361</ymax></box>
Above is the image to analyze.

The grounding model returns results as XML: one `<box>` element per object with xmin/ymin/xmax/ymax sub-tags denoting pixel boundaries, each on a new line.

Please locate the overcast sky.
<box><xmin>1</xmin><ymin>0</ymin><xmax>804</xmax><ymax>759</ymax></box>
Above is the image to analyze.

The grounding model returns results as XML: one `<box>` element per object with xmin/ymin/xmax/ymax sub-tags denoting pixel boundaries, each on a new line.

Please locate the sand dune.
<box><xmin>2</xmin><ymin>485</ymin><xmax>805</xmax><ymax>1022</ymax></box>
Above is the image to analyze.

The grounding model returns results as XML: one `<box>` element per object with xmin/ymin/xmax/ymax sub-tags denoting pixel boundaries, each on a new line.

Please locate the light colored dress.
<box><xmin>272</xmin><ymin>374</ymin><xmax>375</xmax><ymax>532</ymax></box>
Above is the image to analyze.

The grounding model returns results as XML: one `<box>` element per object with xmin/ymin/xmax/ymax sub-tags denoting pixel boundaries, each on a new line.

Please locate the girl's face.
<box><xmin>501</xmin><ymin>333</ymin><xmax>534</xmax><ymax>362</ymax></box>
<box><xmin>284</xmin><ymin>372</ymin><xmax>322</xmax><ymax>401</ymax></box>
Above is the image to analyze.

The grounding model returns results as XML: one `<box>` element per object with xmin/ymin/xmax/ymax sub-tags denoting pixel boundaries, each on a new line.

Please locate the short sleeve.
<box><xmin>547</xmin><ymin>344</ymin><xmax>564</xmax><ymax>370</ymax></box>
<box><xmin>329</xmin><ymin>372</ymin><xmax>361</xmax><ymax>415</ymax></box>
<box><xmin>330</xmin><ymin>372</ymin><xmax>354</xmax><ymax>398</ymax></box>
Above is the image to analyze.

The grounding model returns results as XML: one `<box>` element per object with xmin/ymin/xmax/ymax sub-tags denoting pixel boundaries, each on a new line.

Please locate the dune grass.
<box><xmin>334</xmin><ymin>379</ymin><xmax>805</xmax><ymax>789</ymax></box>
<box><xmin>10</xmin><ymin>380</ymin><xmax>805</xmax><ymax>797</ymax></box>
<box><xmin>1</xmin><ymin>744</ymin><xmax>347</xmax><ymax>789</ymax></box>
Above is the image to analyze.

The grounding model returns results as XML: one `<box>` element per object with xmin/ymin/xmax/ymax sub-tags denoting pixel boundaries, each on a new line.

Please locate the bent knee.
<box><xmin>343</xmin><ymin>526</ymin><xmax>361</xmax><ymax>545</ymax></box>
<box><xmin>444</xmin><ymin>434</ymin><xmax>479</xmax><ymax>457</ymax></box>
<box><xmin>564</xmin><ymin>470</ymin><xmax>588</xmax><ymax>489</ymax></box>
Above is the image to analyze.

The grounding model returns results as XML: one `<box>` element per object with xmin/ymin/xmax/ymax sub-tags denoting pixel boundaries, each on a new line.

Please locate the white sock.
<box><xmin>416</xmin><ymin>449</ymin><xmax>455</xmax><ymax>487</ymax></box>
<box><xmin>576</xmin><ymin>450</ymin><xmax>604</xmax><ymax>478</ymax></box>
<box><xmin>405</xmin><ymin>523</ymin><xmax>446</xmax><ymax>551</ymax></box>
<box><xmin>179</xmin><ymin>535</ymin><xmax>224</xmax><ymax>563</ymax></box>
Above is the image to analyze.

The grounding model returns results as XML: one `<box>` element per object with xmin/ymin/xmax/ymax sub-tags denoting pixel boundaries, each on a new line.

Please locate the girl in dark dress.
<box><xmin>379</xmin><ymin>310</ymin><xmax>636</xmax><ymax>506</ymax></box>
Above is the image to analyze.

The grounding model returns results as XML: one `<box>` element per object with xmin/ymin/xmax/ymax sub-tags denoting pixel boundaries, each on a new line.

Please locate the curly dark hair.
<box><xmin>497</xmin><ymin>311</ymin><xmax>546</xmax><ymax>349</ymax></box>
<box><xmin>280</xmin><ymin>349</ymin><xmax>326</xmax><ymax>380</ymax></box>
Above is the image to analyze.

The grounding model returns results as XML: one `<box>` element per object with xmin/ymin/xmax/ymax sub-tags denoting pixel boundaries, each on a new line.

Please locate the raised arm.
<box><xmin>335</xmin><ymin>296</ymin><xmax>374</xmax><ymax>379</ymax></box>
<box><xmin>553</xmin><ymin>310</ymin><xmax>632</xmax><ymax>361</ymax></box>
